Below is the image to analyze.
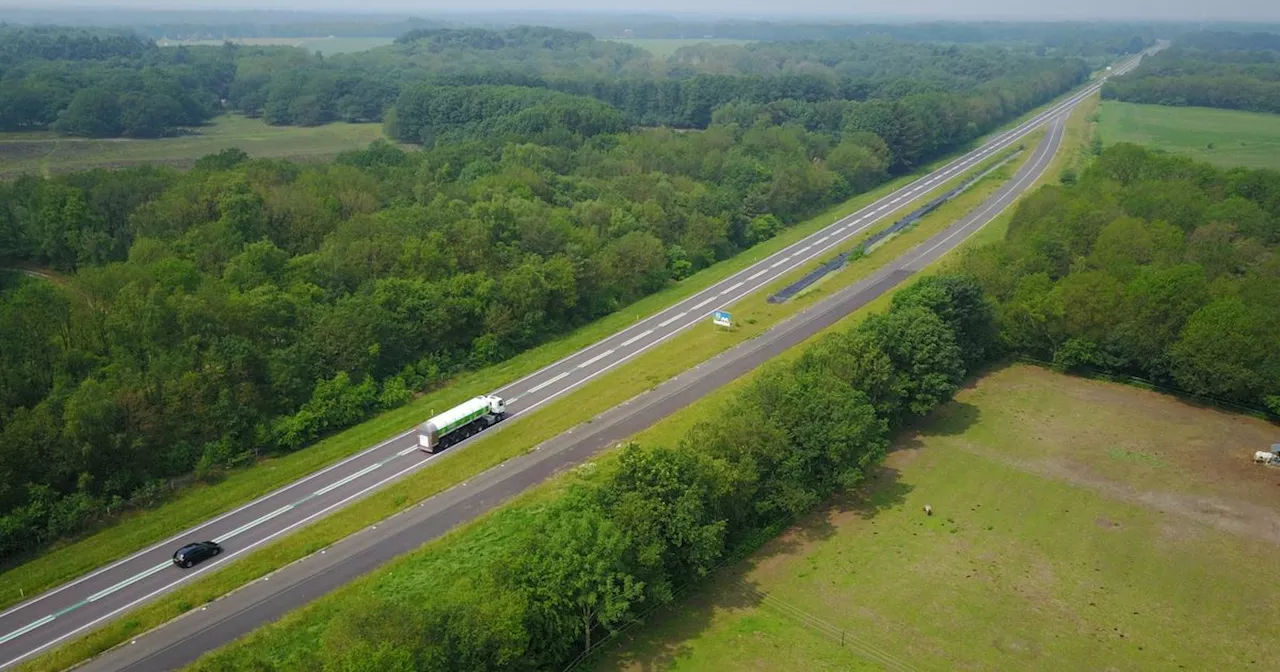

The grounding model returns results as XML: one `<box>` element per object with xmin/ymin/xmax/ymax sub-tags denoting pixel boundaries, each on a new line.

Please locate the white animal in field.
<box><xmin>1255</xmin><ymin>451</ymin><xmax>1277</xmax><ymax>464</ymax></box>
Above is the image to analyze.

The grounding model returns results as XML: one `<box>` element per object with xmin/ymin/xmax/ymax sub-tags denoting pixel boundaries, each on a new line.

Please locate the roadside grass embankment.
<box><xmin>15</xmin><ymin>126</ymin><xmax>1040</xmax><ymax>672</ymax></box>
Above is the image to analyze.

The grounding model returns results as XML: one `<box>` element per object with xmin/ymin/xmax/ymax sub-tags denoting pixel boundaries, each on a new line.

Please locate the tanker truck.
<box><xmin>418</xmin><ymin>395</ymin><xmax>507</xmax><ymax>453</ymax></box>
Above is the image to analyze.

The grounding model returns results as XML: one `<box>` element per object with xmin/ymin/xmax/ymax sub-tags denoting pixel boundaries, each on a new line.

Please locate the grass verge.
<box><xmin>591</xmin><ymin>363</ymin><xmax>1280</xmax><ymax>671</ymax></box>
<box><xmin>1097</xmin><ymin>100</ymin><xmax>1280</xmax><ymax>169</ymax></box>
<box><xmin>15</xmin><ymin>122</ymin><xmax>1043</xmax><ymax>672</ymax></box>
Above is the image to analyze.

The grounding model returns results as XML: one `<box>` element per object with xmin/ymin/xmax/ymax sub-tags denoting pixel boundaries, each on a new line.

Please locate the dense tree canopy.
<box><xmin>2</xmin><ymin>24</ymin><xmax>1103</xmax><ymax>140</ymax></box>
<box><xmin>959</xmin><ymin>143</ymin><xmax>1280</xmax><ymax>414</ymax></box>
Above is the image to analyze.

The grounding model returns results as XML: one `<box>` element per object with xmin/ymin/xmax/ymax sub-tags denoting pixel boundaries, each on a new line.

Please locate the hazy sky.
<box><xmin>8</xmin><ymin>0</ymin><xmax>1280</xmax><ymax>22</ymax></box>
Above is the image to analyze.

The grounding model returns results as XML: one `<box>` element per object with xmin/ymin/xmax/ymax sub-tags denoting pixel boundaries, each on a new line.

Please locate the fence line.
<box><xmin>1015</xmin><ymin>356</ymin><xmax>1280</xmax><ymax>422</ymax></box>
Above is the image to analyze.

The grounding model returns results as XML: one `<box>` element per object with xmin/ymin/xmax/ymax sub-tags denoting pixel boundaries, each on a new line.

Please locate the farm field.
<box><xmin>606</xmin><ymin>38</ymin><xmax>753</xmax><ymax>56</ymax></box>
<box><xmin>594</xmin><ymin>364</ymin><xmax>1280</xmax><ymax>671</ymax></box>
<box><xmin>1097</xmin><ymin>100</ymin><xmax>1280</xmax><ymax>169</ymax></box>
<box><xmin>155</xmin><ymin>36</ymin><xmax>394</xmax><ymax>54</ymax></box>
<box><xmin>0</xmin><ymin>115</ymin><xmax>387</xmax><ymax>177</ymax></box>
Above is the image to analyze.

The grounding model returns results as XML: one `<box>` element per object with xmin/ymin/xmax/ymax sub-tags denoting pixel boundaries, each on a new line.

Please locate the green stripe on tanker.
<box><xmin>418</xmin><ymin>395</ymin><xmax>508</xmax><ymax>453</ymax></box>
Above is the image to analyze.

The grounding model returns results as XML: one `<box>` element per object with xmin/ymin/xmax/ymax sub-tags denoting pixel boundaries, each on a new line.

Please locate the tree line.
<box><xmin>188</xmin><ymin>274</ymin><xmax>995</xmax><ymax>672</ymax></box>
<box><xmin>959</xmin><ymin>143</ymin><xmax>1280</xmax><ymax>415</ymax></box>
<box><xmin>0</xmin><ymin>27</ymin><xmax>233</xmax><ymax>136</ymax></box>
<box><xmin>2</xmin><ymin>24</ymin><xmax>1104</xmax><ymax>139</ymax></box>
<box><xmin>1102</xmin><ymin>37</ymin><xmax>1280</xmax><ymax>114</ymax></box>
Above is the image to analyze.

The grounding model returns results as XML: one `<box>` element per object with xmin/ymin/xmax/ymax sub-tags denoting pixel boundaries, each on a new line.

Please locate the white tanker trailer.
<box><xmin>418</xmin><ymin>395</ymin><xmax>507</xmax><ymax>453</ymax></box>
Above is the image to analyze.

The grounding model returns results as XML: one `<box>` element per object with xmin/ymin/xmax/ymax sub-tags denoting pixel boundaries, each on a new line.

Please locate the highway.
<box><xmin>0</xmin><ymin>54</ymin><xmax>1140</xmax><ymax>671</ymax></box>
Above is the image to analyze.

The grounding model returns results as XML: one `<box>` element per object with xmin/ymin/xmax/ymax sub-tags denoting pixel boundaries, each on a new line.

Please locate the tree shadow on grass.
<box><xmin>598</xmin><ymin>465</ymin><xmax>912</xmax><ymax>671</ymax></box>
<box><xmin>913</xmin><ymin>400</ymin><xmax>982</xmax><ymax>438</ymax></box>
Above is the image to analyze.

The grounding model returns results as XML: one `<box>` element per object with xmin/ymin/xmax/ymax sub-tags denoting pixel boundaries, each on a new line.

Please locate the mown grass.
<box><xmin>605</xmin><ymin>38</ymin><xmax>752</xmax><ymax>57</ymax></box>
<box><xmin>1097</xmin><ymin>100</ymin><xmax>1280</xmax><ymax>169</ymax></box>
<box><xmin>592</xmin><ymin>364</ymin><xmax>1280</xmax><ymax>671</ymax></box>
<box><xmin>0</xmin><ymin>115</ymin><xmax>387</xmax><ymax>178</ymax></box>
<box><xmin>16</xmin><ymin>127</ymin><xmax>1038</xmax><ymax>672</ymax></box>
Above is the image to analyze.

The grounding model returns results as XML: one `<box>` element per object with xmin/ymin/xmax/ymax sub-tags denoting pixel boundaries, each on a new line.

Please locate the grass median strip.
<box><xmin>15</xmin><ymin>125</ymin><xmax>1043</xmax><ymax>672</ymax></box>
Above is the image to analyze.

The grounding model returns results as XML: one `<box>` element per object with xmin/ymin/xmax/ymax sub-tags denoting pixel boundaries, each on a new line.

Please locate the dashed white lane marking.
<box><xmin>310</xmin><ymin>463</ymin><xmax>383</xmax><ymax>499</ymax></box>
<box><xmin>771</xmin><ymin>258</ymin><xmax>790</xmax><ymax>268</ymax></box>
<box><xmin>658</xmin><ymin>312</ymin><xmax>687</xmax><ymax>328</ymax></box>
<box><xmin>214</xmin><ymin>505</ymin><xmax>295</xmax><ymax>544</ymax></box>
<box><xmin>577</xmin><ymin>349</ymin><xmax>614</xmax><ymax>368</ymax></box>
<box><xmin>86</xmin><ymin>564</ymin><xmax>168</xmax><ymax>603</ymax></box>
<box><xmin>747</xmin><ymin>270</ymin><xmax>767</xmax><ymax>281</ymax></box>
<box><xmin>524</xmin><ymin>371</ymin><xmax>570</xmax><ymax>396</ymax></box>
<box><xmin>0</xmin><ymin>616</ymin><xmax>53</xmax><ymax>645</ymax></box>
<box><xmin>722</xmin><ymin>282</ymin><xmax>744</xmax><ymax>294</ymax></box>
<box><xmin>619</xmin><ymin>330</ymin><xmax>653</xmax><ymax>348</ymax></box>
<box><xmin>691</xmin><ymin>297</ymin><xmax>715</xmax><ymax>311</ymax></box>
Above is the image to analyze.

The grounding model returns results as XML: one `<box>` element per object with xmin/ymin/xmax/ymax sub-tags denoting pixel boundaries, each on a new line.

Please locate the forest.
<box><xmin>0</xmin><ymin>24</ymin><xmax>1115</xmax><ymax>140</ymax></box>
<box><xmin>190</xmin><ymin>274</ymin><xmax>993</xmax><ymax>672</ymax></box>
<box><xmin>959</xmin><ymin>143</ymin><xmax>1280</xmax><ymax>415</ymax></box>
<box><xmin>1102</xmin><ymin>33</ymin><xmax>1280</xmax><ymax>113</ymax></box>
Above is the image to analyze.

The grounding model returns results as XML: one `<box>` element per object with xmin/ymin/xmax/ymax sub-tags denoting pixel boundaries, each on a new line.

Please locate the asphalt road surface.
<box><xmin>0</xmin><ymin>54</ymin><xmax>1139</xmax><ymax>672</ymax></box>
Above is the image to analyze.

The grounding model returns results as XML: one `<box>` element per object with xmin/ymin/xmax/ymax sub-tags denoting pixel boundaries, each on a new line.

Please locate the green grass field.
<box><xmin>155</xmin><ymin>37</ymin><xmax>394</xmax><ymax>55</ymax></box>
<box><xmin>0</xmin><ymin>115</ymin><xmax>387</xmax><ymax>177</ymax></box>
<box><xmin>594</xmin><ymin>363</ymin><xmax>1280</xmax><ymax>671</ymax></box>
<box><xmin>606</xmin><ymin>38</ymin><xmax>752</xmax><ymax>57</ymax></box>
<box><xmin>1097</xmin><ymin>101</ymin><xmax>1280</xmax><ymax>169</ymax></box>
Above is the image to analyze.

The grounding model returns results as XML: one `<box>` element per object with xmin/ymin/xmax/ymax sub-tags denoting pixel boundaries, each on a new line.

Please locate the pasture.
<box><xmin>1098</xmin><ymin>101</ymin><xmax>1280</xmax><ymax>169</ymax></box>
<box><xmin>594</xmin><ymin>364</ymin><xmax>1280</xmax><ymax>671</ymax></box>
<box><xmin>0</xmin><ymin>115</ymin><xmax>386</xmax><ymax>178</ymax></box>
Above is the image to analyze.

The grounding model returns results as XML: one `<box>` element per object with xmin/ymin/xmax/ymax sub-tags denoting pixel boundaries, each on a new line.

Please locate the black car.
<box><xmin>172</xmin><ymin>541</ymin><xmax>222</xmax><ymax>568</ymax></box>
